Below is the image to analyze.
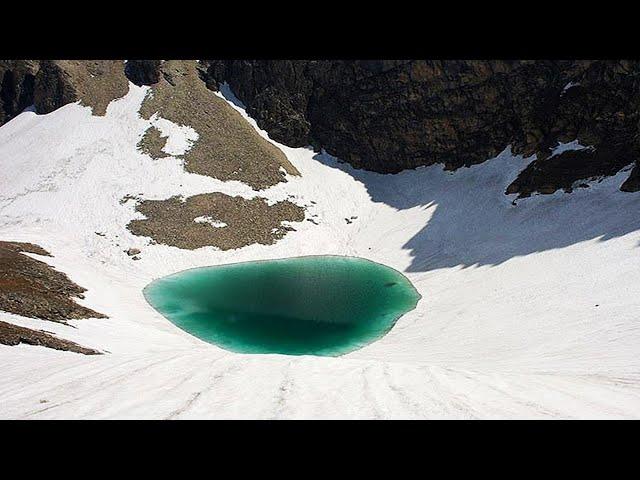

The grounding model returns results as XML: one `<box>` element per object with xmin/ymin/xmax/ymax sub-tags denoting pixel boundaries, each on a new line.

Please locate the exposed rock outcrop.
<box><xmin>204</xmin><ymin>60</ymin><xmax>640</xmax><ymax>195</ymax></box>
<box><xmin>0</xmin><ymin>320</ymin><xmax>100</xmax><ymax>355</ymax></box>
<box><xmin>31</xmin><ymin>60</ymin><xmax>78</xmax><ymax>115</ymax></box>
<box><xmin>125</xmin><ymin>60</ymin><xmax>163</xmax><ymax>86</ymax></box>
<box><xmin>35</xmin><ymin>60</ymin><xmax>129</xmax><ymax>116</ymax></box>
<box><xmin>1</xmin><ymin>60</ymin><xmax>129</xmax><ymax>123</ymax></box>
<box><xmin>620</xmin><ymin>161</ymin><xmax>640</xmax><ymax>192</ymax></box>
<box><xmin>506</xmin><ymin>146</ymin><xmax>635</xmax><ymax>197</ymax></box>
<box><xmin>0</xmin><ymin>241</ymin><xmax>107</xmax><ymax>323</ymax></box>
<box><xmin>0</xmin><ymin>60</ymin><xmax>38</xmax><ymax>124</ymax></box>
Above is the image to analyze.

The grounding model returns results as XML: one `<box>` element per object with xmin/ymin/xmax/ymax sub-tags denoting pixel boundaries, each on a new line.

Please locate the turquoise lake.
<box><xmin>144</xmin><ymin>256</ymin><xmax>421</xmax><ymax>356</ymax></box>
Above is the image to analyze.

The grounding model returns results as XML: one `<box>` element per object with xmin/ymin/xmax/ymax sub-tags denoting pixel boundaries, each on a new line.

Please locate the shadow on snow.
<box><xmin>313</xmin><ymin>148</ymin><xmax>640</xmax><ymax>273</ymax></box>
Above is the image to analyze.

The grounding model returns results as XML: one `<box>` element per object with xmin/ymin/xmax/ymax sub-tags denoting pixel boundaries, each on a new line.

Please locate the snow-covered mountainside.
<box><xmin>1</xmin><ymin>81</ymin><xmax>639</xmax><ymax>419</ymax></box>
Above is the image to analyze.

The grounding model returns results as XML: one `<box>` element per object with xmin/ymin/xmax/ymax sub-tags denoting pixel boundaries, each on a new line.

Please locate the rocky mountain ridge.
<box><xmin>203</xmin><ymin>60</ymin><xmax>640</xmax><ymax>195</ymax></box>
<box><xmin>2</xmin><ymin>59</ymin><xmax>639</xmax><ymax>195</ymax></box>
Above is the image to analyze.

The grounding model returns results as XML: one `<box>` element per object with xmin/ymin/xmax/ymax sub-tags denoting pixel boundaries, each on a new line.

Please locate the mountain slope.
<box><xmin>206</xmin><ymin>60</ymin><xmax>640</xmax><ymax>196</ymax></box>
<box><xmin>0</xmin><ymin>79</ymin><xmax>639</xmax><ymax>418</ymax></box>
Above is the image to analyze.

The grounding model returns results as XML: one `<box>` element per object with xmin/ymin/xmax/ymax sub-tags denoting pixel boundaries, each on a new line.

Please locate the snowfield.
<box><xmin>1</xmin><ymin>83</ymin><xmax>639</xmax><ymax>419</ymax></box>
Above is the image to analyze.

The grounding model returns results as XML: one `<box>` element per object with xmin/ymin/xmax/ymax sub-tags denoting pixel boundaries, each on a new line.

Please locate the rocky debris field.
<box><xmin>0</xmin><ymin>320</ymin><xmax>100</xmax><ymax>355</ymax></box>
<box><xmin>128</xmin><ymin>193</ymin><xmax>305</xmax><ymax>250</ymax></box>
<box><xmin>0</xmin><ymin>241</ymin><xmax>106</xmax><ymax>323</ymax></box>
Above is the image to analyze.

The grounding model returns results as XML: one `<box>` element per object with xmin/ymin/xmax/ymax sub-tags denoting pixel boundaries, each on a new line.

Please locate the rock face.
<box><xmin>125</xmin><ymin>60</ymin><xmax>162</xmax><ymax>86</ymax></box>
<box><xmin>0</xmin><ymin>60</ymin><xmax>39</xmax><ymax>125</ymax></box>
<box><xmin>32</xmin><ymin>60</ymin><xmax>79</xmax><ymax>114</ymax></box>
<box><xmin>204</xmin><ymin>60</ymin><xmax>640</xmax><ymax>194</ymax></box>
<box><xmin>137</xmin><ymin>125</ymin><xmax>168</xmax><ymax>159</ymax></box>
<box><xmin>620</xmin><ymin>162</ymin><xmax>640</xmax><ymax>192</ymax></box>
<box><xmin>506</xmin><ymin>146</ymin><xmax>635</xmax><ymax>198</ymax></box>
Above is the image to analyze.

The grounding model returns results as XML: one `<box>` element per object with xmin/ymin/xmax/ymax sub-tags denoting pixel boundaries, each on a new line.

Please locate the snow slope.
<box><xmin>0</xmin><ymin>83</ymin><xmax>639</xmax><ymax>419</ymax></box>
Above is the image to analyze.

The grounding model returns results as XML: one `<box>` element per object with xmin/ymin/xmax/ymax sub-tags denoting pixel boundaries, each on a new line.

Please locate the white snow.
<box><xmin>551</xmin><ymin>139</ymin><xmax>594</xmax><ymax>156</ymax></box>
<box><xmin>0</xmin><ymin>83</ymin><xmax>639</xmax><ymax>419</ymax></box>
<box><xmin>561</xmin><ymin>81</ymin><xmax>580</xmax><ymax>95</ymax></box>
<box><xmin>150</xmin><ymin>114</ymin><xmax>198</xmax><ymax>157</ymax></box>
<box><xmin>194</xmin><ymin>216</ymin><xmax>227</xmax><ymax>228</ymax></box>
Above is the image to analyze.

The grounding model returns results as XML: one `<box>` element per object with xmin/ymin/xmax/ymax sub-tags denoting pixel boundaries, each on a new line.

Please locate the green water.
<box><xmin>144</xmin><ymin>256</ymin><xmax>421</xmax><ymax>356</ymax></box>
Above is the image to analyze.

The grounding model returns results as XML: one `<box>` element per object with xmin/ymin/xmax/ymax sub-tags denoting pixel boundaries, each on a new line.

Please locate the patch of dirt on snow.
<box><xmin>127</xmin><ymin>193</ymin><xmax>305</xmax><ymax>250</ymax></box>
<box><xmin>0</xmin><ymin>241</ymin><xmax>107</xmax><ymax>323</ymax></box>
<box><xmin>137</xmin><ymin>125</ymin><xmax>169</xmax><ymax>159</ymax></box>
<box><xmin>0</xmin><ymin>320</ymin><xmax>100</xmax><ymax>355</ymax></box>
<box><xmin>139</xmin><ymin>60</ymin><xmax>299</xmax><ymax>190</ymax></box>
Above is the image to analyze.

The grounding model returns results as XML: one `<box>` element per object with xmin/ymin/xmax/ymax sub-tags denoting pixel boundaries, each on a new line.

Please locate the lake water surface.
<box><xmin>144</xmin><ymin>256</ymin><xmax>421</xmax><ymax>356</ymax></box>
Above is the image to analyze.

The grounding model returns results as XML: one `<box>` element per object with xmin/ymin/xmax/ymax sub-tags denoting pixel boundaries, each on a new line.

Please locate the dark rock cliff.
<box><xmin>204</xmin><ymin>60</ymin><xmax>640</xmax><ymax>195</ymax></box>
<box><xmin>620</xmin><ymin>161</ymin><xmax>640</xmax><ymax>192</ymax></box>
<box><xmin>33</xmin><ymin>60</ymin><xmax>80</xmax><ymax>114</ymax></box>
<box><xmin>0</xmin><ymin>60</ymin><xmax>38</xmax><ymax>124</ymax></box>
<box><xmin>125</xmin><ymin>60</ymin><xmax>162</xmax><ymax>86</ymax></box>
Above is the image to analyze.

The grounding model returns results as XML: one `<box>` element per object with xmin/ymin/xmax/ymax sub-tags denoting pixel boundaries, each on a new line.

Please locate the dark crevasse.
<box><xmin>144</xmin><ymin>256</ymin><xmax>421</xmax><ymax>356</ymax></box>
